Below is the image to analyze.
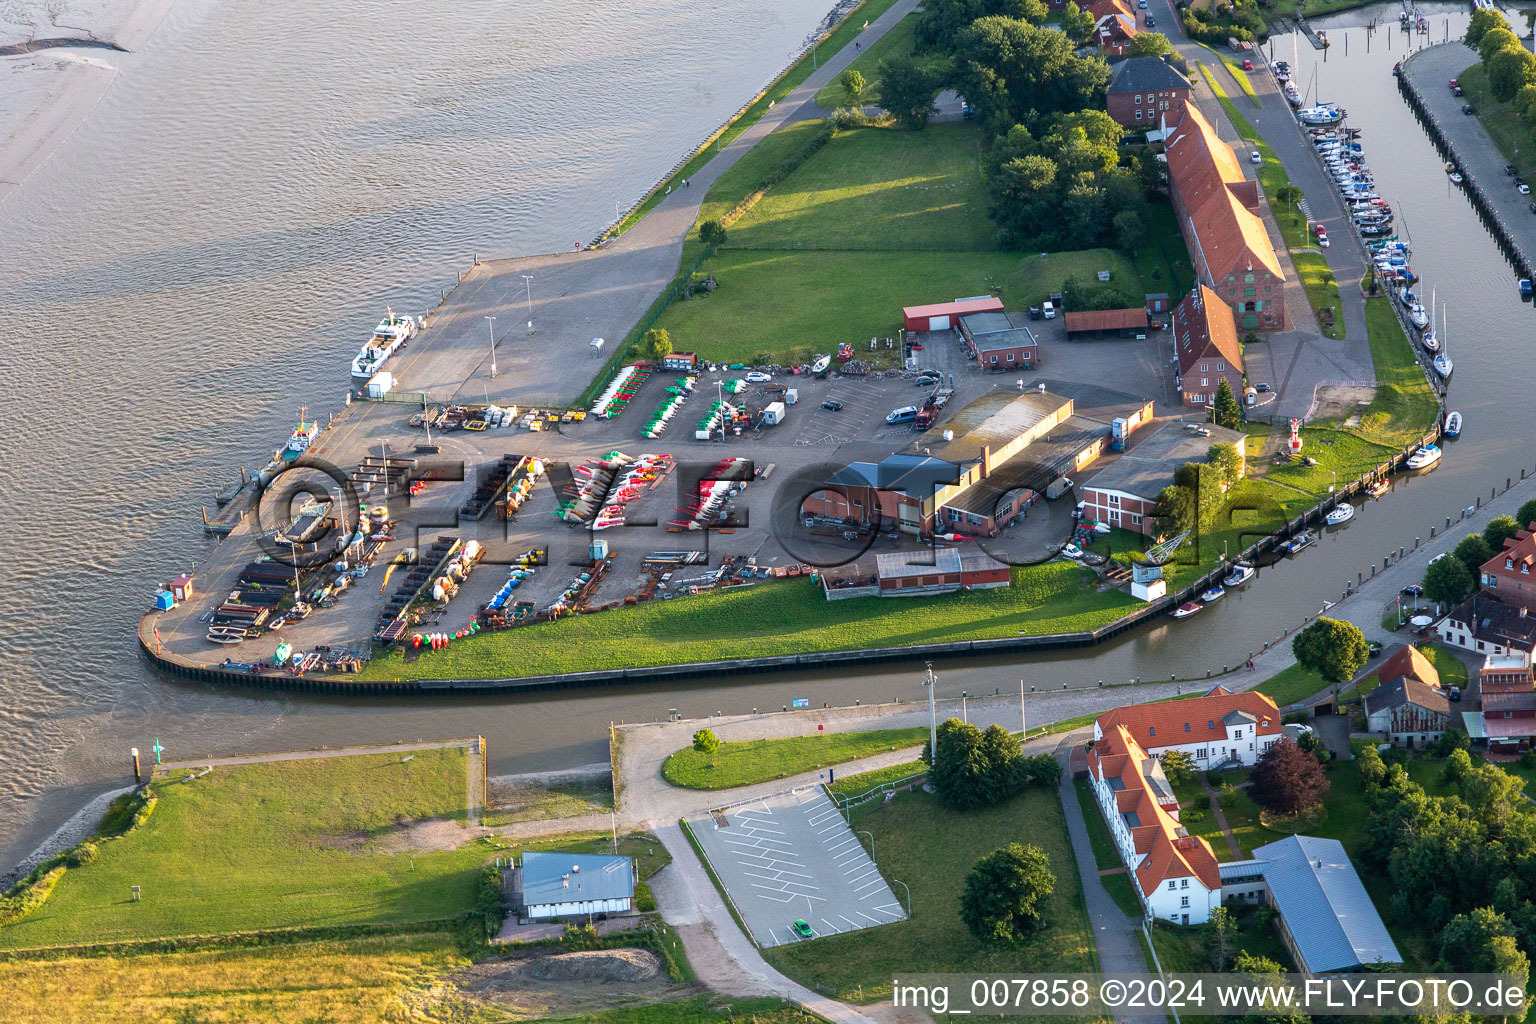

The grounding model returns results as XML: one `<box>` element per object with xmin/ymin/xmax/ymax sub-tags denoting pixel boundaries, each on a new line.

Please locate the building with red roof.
<box><xmin>1162</xmin><ymin>102</ymin><xmax>1287</xmax><ymax>332</ymax></box>
<box><xmin>1088</xmin><ymin>0</ymin><xmax>1140</xmax><ymax>55</ymax></box>
<box><xmin>1092</xmin><ymin>684</ymin><xmax>1282</xmax><ymax>770</ymax></box>
<box><xmin>1479</xmin><ymin>523</ymin><xmax>1536</xmax><ymax>607</ymax></box>
<box><xmin>1172</xmin><ymin>285</ymin><xmax>1244</xmax><ymax>408</ymax></box>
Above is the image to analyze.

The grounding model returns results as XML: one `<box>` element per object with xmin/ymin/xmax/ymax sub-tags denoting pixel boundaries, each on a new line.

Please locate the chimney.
<box><xmin>981</xmin><ymin>443</ymin><xmax>993</xmax><ymax>477</ymax></box>
<box><xmin>572</xmin><ymin>863</ymin><xmax>581</xmax><ymax>873</ymax></box>
<box><xmin>562</xmin><ymin>874</ymin><xmax>570</xmax><ymax>888</ymax></box>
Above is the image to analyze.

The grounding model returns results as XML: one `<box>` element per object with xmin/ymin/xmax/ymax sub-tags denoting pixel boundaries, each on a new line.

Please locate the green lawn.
<box><xmin>482</xmin><ymin>776</ymin><xmax>613</xmax><ymax>827</ymax></box>
<box><xmin>662</xmin><ymin>728</ymin><xmax>926</xmax><ymax>790</ymax></box>
<box><xmin>726</xmin><ymin>124</ymin><xmax>997</xmax><ymax>251</ymax></box>
<box><xmin>611</xmin><ymin>0</ymin><xmax>907</xmax><ymax>237</ymax></box>
<box><xmin>1146</xmin><ymin>908</ymin><xmax>1295</xmax><ymax>974</ymax></box>
<box><xmin>532</xmin><ymin>997</ymin><xmax>824</xmax><ymax>1024</ymax></box>
<box><xmin>1255</xmin><ymin>663</ymin><xmax>1331</xmax><ymax>708</ymax></box>
<box><xmin>1417</xmin><ymin>642</ymin><xmax>1468</xmax><ymax>690</ymax></box>
<box><xmin>1073</xmin><ymin>779</ymin><xmax>1142</xmax><ymax>918</ymax></box>
<box><xmin>1290</xmin><ymin>250</ymin><xmax>1344</xmax><ymax>340</ymax></box>
<box><xmin>0</xmin><ymin>749</ymin><xmax>486</xmax><ymax>949</ymax></box>
<box><xmin>828</xmin><ymin>759</ymin><xmax>927</xmax><ymax>798</ymax></box>
<box><xmin>1460</xmin><ymin>63</ymin><xmax>1536</xmax><ymax>178</ymax></box>
<box><xmin>1133</xmin><ymin>199</ymin><xmax>1198</xmax><ymax>301</ymax></box>
<box><xmin>1264</xmin><ymin>427</ymin><xmax>1399</xmax><ymax>496</ymax></box>
<box><xmin>762</xmin><ymin>787</ymin><xmax>1096</xmax><ymax>1001</ymax></box>
<box><xmin>360</xmin><ymin>562</ymin><xmax>1137</xmax><ymax>682</ymax></box>
<box><xmin>813</xmin><ymin>10</ymin><xmax>922</xmax><ymax>109</ymax></box>
<box><xmin>1354</xmin><ymin>297</ymin><xmax>1440</xmax><ymax>447</ymax></box>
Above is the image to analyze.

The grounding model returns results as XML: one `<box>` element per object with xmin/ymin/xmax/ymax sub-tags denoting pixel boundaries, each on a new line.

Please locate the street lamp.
<box><xmin>521</xmin><ymin>275</ymin><xmax>534</xmax><ymax>334</ymax></box>
<box><xmin>857</xmin><ymin>829</ymin><xmax>875</xmax><ymax>865</ymax></box>
<box><xmin>892</xmin><ymin>878</ymin><xmax>912</xmax><ymax>917</ymax></box>
<box><xmin>484</xmin><ymin>316</ymin><xmax>497</xmax><ymax>378</ymax></box>
<box><xmin>923</xmin><ymin>663</ymin><xmax>937</xmax><ymax>759</ymax></box>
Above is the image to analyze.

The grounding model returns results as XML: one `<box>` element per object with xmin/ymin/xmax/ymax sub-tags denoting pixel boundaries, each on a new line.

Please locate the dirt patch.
<box><xmin>1309</xmin><ymin>384</ymin><xmax>1376</xmax><ymax>423</ymax></box>
<box><xmin>316</xmin><ymin>814</ymin><xmax>487</xmax><ymax>854</ymax></box>
<box><xmin>450</xmin><ymin>946</ymin><xmax>691</xmax><ymax>1019</ymax></box>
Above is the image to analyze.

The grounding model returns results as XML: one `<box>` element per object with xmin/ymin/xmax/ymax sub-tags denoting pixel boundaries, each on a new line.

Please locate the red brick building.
<box><xmin>1088</xmin><ymin>0</ymin><xmax>1139</xmax><ymax>55</ymax></box>
<box><xmin>1163</xmin><ymin>102</ymin><xmax>1287</xmax><ymax>332</ymax></box>
<box><xmin>1480</xmin><ymin>523</ymin><xmax>1536</xmax><ymax>606</ymax></box>
<box><xmin>1173</xmin><ymin>285</ymin><xmax>1244</xmax><ymax>408</ymax></box>
<box><xmin>1077</xmin><ymin>420</ymin><xmax>1245</xmax><ymax>536</ymax></box>
<box><xmin>959</xmin><ymin>310</ymin><xmax>1039</xmax><ymax>370</ymax></box>
<box><xmin>1478</xmin><ymin>655</ymin><xmax>1536</xmax><ymax>752</ymax></box>
<box><xmin>1106</xmin><ymin>57</ymin><xmax>1192</xmax><ymax>129</ymax></box>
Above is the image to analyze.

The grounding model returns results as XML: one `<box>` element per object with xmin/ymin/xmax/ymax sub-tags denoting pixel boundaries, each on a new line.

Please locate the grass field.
<box><xmin>1354</xmin><ymin>297</ymin><xmax>1439</xmax><ymax>447</ymax></box>
<box><xmin>662</xmin><ymin>728</ymin><xmax>926</xmax><ymax>789</ymax></box>
<box><xmin>1417</xmin><ymin>642</ymin><xmax>1469</xmax><ymax>690</ymax></box>
<box><xmin>1289</xmin><ymin>250</ymin><xmax>1344</xmax><ymax>340</ymax></box>
<box><xmin>359</xmin><ymin>562</ymin><xmax>1136</xmax><ymax>682</ymax></box>
<box><xmin>813</xmin><ymin>11</ymin><xmax>921</xmax><ymax>109</ymax></box>
<box><xmin>726</xmin><ymin>124</ymin><xmax>996</xmax><ymax>251</ymax></box>
<box><xmin>535</xmin><ymin>996</ymin><xmax>823</xmax><ymax>1024</ymax></box>
<box><xmin>612</xmin><ymin>0</ymin><xmax>906</xmax><ymax>237</ymax></box>
<box><xmin>827</xmin><ymin>760</ymin><xmax>927</xmax><ymax>799</ymax></box>
<box><xmin>1459</xmin><ymin>64</ymin><xmax>1536</xmax><ymax>178</ymax></box>
<box><xmin>0</xmin><ymin>931</ymin><xmax>474</xmax><ymax>1024</ymax></box>
<box><xmin>762</xmin><ymin>787</ymin><xmax>1096</xmax><ymax>1001</ymax></box>
<box><xmin>0</xmin><ymin>749</ymin><xmax>485</xmax><ymax>949</ymax></box>
<box><xmin>652</xmin><ymin>247</ymin><xmax>1145</xmax><ymax>365</ymax></box>
<box><xmin>482</xmin><ymin>777</ymin><xmax>614</xmax><ymax>827</ymax></box>
<box><xmin>1255</xmin><ymin>663</ymin><xmax>1330</xmax><ymax>708</ymax></box>
<box><xmin>1072</xmin><ymin>779</ymin><xmax>1142</xmax><ymax>918</ymax></box>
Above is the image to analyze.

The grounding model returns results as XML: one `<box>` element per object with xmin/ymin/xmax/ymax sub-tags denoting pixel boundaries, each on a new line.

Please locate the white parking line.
<box><xmin>826</xmin><ymin>836</ymin><xmax>859</xmax><ymax>852</ymax></box>
<box><xmin>858</xmin><ymin>911</ymin><xmax>884</xmax><ymax>924</ymax></box>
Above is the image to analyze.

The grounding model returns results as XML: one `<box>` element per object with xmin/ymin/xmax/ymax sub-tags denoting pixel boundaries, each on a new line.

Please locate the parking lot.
<box><xmin>688</xmin><ymin>788</ymin><xmax>908</xmax><ymax>948</ymax></box>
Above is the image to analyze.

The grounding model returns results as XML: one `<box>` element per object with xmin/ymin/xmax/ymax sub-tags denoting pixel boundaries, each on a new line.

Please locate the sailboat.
<box><xmin>1420</xmin><ymin>289</ymin><xmax>1439</xmax><ymax>352</ymax></box>
<box><xmin>1433</xmin><ymin>302</ymin><xmax>1453</xmax><ymax>378</ymax></box>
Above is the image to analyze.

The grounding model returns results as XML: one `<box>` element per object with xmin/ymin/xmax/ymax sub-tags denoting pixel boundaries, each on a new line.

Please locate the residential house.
<box><xmin>1162</xmin><ymin>101</ymin><xmax>1287</xmax><ymax>331</ymax></box>
<box><xmin>512</xmin><ymin>852</ymin><xmax>636</xmax><ymax>921</ymax></box>
<box><xmin>1087</xmin><ymin>0</ymin><xmax>1139</xmax><ymax>55</ymax></box>
<box><xmin>1361</xmin><ymin>644</ymin><xmax>1451</xmax><ymax>747</ymax></box>
<box><xmin>1470</xmin><ymin>653</ymin><xmax>1536</xmax><ymax>752</ymax></box>
<box><xmin>1437</xmin><ymin>593</ymin><xmax>1536</xmax><ymax>658</ymax></box>
<box><xmin>1479</xmin><ymin>523</ymin><xmax>1536</xmax><ymax>605</ymax></box>
<box><xmin>1106</xmin><ymin>57</ymin><xmax>1192</xmax><ymax>128</ymax></box>
<box><xmin>1172</xmin><ymin>285</ymin><xmax>1244</xmax><ymax>408</ymax></box>
<box><xmin>1091</xmin><ymin>684</ymin><xmax>1282</xmax><ymax>769</ymax></box>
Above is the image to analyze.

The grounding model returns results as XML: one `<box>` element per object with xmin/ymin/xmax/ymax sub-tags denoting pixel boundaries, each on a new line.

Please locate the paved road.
<box><xmin>1404</xmin><ymin>43</ymin><xmax>1536</xmax><ymax>276</ymax></box>
<box><xmin>1149</xmin><ymin>0</ymin><xmax>1377</xmax><ymax>422</ymax></box>
<box><xmin>387</xmin><ymin>0</ymin><xmax>923</xmax><ymax>410</ymax></box>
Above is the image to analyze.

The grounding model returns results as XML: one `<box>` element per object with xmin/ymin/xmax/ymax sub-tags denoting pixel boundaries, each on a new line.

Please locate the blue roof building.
<box><xmin>1248</xmin><ymin>836</ymin><xmax>1402</xmax><ymax>974</ymax></box>
<box><xmin>516</xmin><ymin>851</ymin><xmax>636</xmax><ymax>921</ymax></box>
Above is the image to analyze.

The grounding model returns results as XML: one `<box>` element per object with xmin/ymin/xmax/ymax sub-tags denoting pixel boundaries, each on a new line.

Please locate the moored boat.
<box><xmin>1406</xmin><ymin>444</ymin><xmax>1441</xmax><ymax>470</ymax></box>
<box><xmin>1433</xmin><ymin>353</ymin><xmax>1453</xmax><ymax>378</ymax></box>
<box><xmin>1201</xmin><ymin>585</ymin><xmax>1226</xmax><ymax>603</ymax></box>
<box><xmin>1445</xmin><ymin>410</ymin><xmax>1462</xmax><ymax>438</ymax></box>
<box><xmin>1325</xmin><ymin>504</ymin><xmax>1355</xmax><ymax>526</ymax></box>
<box><xmin>1298</xmin><ymin>105</ymin><xmax>1344</xmax><ymax>126</ymax></box>
<box><xmin>1223</xmin><ymin>563</ymin><xmax>1255</xmax><ymax>587</ymax></box>
<box><xmin>1282</xmin><ymin>530</ymin><xmax>1316</xmax><ymax>554</ymax></box>
<box><xmin>1172</xmin><ymin>601</ymin><xmax>1203</xmax><ymax>619</ymax></box>
<box><xmin>1367</xmin><ymin>479</ymin><xmax>1389</xmax><ymax>498</ymax></box>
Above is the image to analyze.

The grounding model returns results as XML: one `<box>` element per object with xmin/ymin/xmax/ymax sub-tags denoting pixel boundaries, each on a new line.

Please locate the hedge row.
<box><xmin>0</xmin><ymin>868</ymin><xmax>65</xmax><ymax>928</ymax></box>
<box><xmin>476</xmin><ymin>866</ymin><xmax>504</xmax><ymax>940</ymax></box>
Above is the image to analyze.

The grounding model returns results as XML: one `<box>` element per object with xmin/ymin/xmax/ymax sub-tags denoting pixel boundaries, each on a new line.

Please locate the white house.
<box><xmin>1087</xmin><ymin>723</ymin><xmax>1223</xmax><ymax>925</ymax></box>
<box><xmin>1091</xmin><ymin>684</ymin><xmax>1283</xmax><ymax>770</ymax></box>
<box><xmin>514</xmin><ymin>851</ymin><xmax>636</xmax><ymax>921</ymax></box>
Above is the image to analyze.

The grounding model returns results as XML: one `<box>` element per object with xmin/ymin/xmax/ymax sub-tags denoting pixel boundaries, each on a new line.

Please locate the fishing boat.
<box><xmin>811</xmin><ymin>354</ymin><xmax>831</xmax><ymax>375</ymax></box>
<box><xmin>1325</xmin><ymin>504</ymin><xmax>1356</xmax><ymax>526</ymax></box>
<box><xmin>1223</xmin><ymin>563</ymin><xmax>1255</xmax><ymax>587</ymax></box>
<box><xmin>1406</xmin><ymin>444</ymin><xmax>1442</xmax><ymax>470</ymax></box>
<box><xmin>1367</xmin><ymin>479</ymin><xmax>1389</xmax><ymax>498</ymax></box>
<box><xmin>351</xmin><ymin>309</ymin><xmax>418</xmax><ymax>385</ymax></box>
<box><xmin>1172</xmin><ymin>601</ymin><xmax>1204</xmax><ymax>619</ymax></box>
<box><xmin>1282</xmin><ymin>530</ymin><xmax>1316</xmax><ymax>554</ymax></box>
<box><xmin>1445</xmin><ymin>410</ymin><xmax>1462</xmax><ymax>438</ymax></box>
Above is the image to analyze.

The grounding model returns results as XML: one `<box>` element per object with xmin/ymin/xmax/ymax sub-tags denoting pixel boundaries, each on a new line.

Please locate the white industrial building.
<box><xmin>513</xmin><ymin>851</ymin><xmax>636</xmax><ymax>921</ymax></box>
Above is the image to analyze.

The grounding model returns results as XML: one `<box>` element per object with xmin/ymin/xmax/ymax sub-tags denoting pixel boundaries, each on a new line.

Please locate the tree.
<box><xmin>1431</xmin><ymin>727</ymin><xmax>1470</xmax><ymax>759</ymax></box>
<box><xmin>1483</xmin><ymin>514</ymin><xmax>1522</xmax><ymax>553</ymax></box>
<box><xmin>931</xmin><ymin>717</ymin><xmax>993</xmax><ymax>809</ymax></box>
<box><xmin>1356</xmin><ymin>742</ymin><xmax>1387</xmax><ymax>787</ymax></box>
<box><xmin>1467</xmin><ymin>6</ymin><xmax>1510</xmax><ymax>47</ymax></box>
<box><xmin>1454</xmin><ymin>534</ymin><xmax>1494</xmax><ymax>579</ymax></box>
<box><xmin>692</xmin><ymin>728</ymin><xmax>719</xmax><ymax>754</ymax></box>
<box><xmin>878</xmin><ymin>56</ymin><xmax>938</xmax><ymax>129</ymax></box>
<box><xmin>1156</xmin><ymin>483</ymin><xmax>1197</xmax><ymax>537</ymax></box>
<box><xmin>1161</xmin><ymin>750</ymin><xmax>1196</xmax><ymax>786</ymax></box>
<box><xmin>1249</xmin><ymin>737</ymin><xmax>1330</xmax><ymax>817</ymax></box>
<box><xmin>1440</xmin><ymin>906</ymin><xmax>1518</xmax><ymax>971</ymax></box>
<box><xmin>1517</xmin><ymin>498</ymin><xmax>1536</xmax><ymax>531</ymax></box>
<box><xmin>959</xmin><ymin>843</ymin><xmax>1055</xmax><ymax>942</ymax></box>
<box><xmin>639</xmin><ymin>327</ymin><xmax>673</xmax><ymax>361</ymax></box>
<box><xmin>1479</xmin><ymin>25</ymin><xmax>1522</xmax><ymax>63</ymax></box>
<box><xmin>1423</xmin><ymin>553</ymin><xmax>1473</xmax><ymax>608</ymax></box>
<box><xmin>699</xmin><ymin>219</ymin><xmax>727</xmax><ymax>249</ymax></box>
<box><xmin>979</xmin><ymin>723</ymin><xmax>1027</xmax><ymax>802</ymax></box>
<box><xmin>1487</xmin><ymin>43</ymin><xmax>1536</xmax><ymax>103</ymax></box>
<box><xmin>1291</xmin><ymin>616</ymin><xmax>1369</xmax><ymax>684</ymax></box>
<box><xmin>1207</xmin><ymin>442</ymin><xmax>1244</xmax><ymax>490</ymax></box>
<box><xmin>1060</xmin><ymin>1</ymin><xmax>1096</xmax><ymax>43</ymax></box>
<box><xmin>839</xmin><ymin>68</ymin><xmax>866</xmax><ymax>107</ymax></box>
<box><xmin>1112</xmin><ymin>208</ymin><xmax>1145</xmax><ymax>251</ymax></box>
<box><xmin>1229</xmin><ymin>952</ymin><xmax>1308</xmax><ymax>1024</ymax></box>
<box><xmin>1296</xmin><ymin>730</ymin><xmax>1330</xmax><ymax>764</ymax></box>
<box><xmin>952</xmin><ymin>17</ymin><xmax>1108</xmax><ymax>132</ymax></box>
<box><xmin>1273</xmin><ymin>184</ymin><xmax>1303</xmax><ymax>218</ymax></box>
<box><xmin>1207</xmin><ymin>905</ymin><xmax>1234</xmax><ymax>970</ymax></box>
<box><xmin>1127</xmin><ymin>32</ymin><xmax>1172</xmax><ymax>59</ymax></box>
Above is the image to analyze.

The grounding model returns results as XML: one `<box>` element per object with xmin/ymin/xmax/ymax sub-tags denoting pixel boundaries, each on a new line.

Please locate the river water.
<box><xmin>0</xmin><ymin>0</ymin><xmax>1528</xmax><ymax>869</ymax></box>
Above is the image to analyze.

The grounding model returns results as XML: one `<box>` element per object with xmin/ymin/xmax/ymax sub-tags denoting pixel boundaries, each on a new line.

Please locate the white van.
<box><xmin>886</xmin><ymin>406</ymin><xmax>919</xmax><ymax>425</ymax></box>
<box><xmin>1042</xmin><ymin>301</ymin><xmax>1056</xmax><ymax>319</ymax></box>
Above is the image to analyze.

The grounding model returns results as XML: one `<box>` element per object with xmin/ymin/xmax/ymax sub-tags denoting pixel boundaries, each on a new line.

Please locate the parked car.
<box><xmin>793</xmin><ymin>919</ymin><xmax>814</xmax><ymax>938</ymax></box>
<box><xmin>1254</xmin><ymin>382</ymin><xmax>1272</xmax><ymax>392</ymax></box>
<box><xmin>1507</xmin><ymin>164</ymin><xmax>1519</xmax><ymax>176</ymax></box>
<box><xmin>1521</xmin><ymin>184</ymin><xmax>1531</xmax><ymax>196</ymax></box>
<box><xmin>1242</xmin><ymin>58</ymin><xmax>1254</xmax><ymax>70</ymax></box>
<box><xmin>1401</xmin><ymin>584</ymin><xmax>1424</xmax><ymax>596</ymax></box>
<box><xmin>1062</xmin><ymin>543</ymin><xmax>1085</xmax><ymax>560</ymax></box>
<box><xmin>886</xmin><ymin>405</ymin><xmax>918</xmax><ymax>424</ymax></box>
<box><xmin>821</xmin><ymin>400</ymin><xmax>843</xmax><ymax>411</ymax></box>
<box><xmin>744</xmin><ymin>371</ymin><xmax>772</xmax><ymax>383</ymax></box>
<box><xmin>1450</xmin><ymin>686</ymin><xmax>1463</xmax><ymax>702</ymax></box>
<box><xmin>1144</xmin><ymin>13</ymin><xmax>1155</xmax><ymax>25</ymax></box>
<box><xmin>1449</xmin><ymin>78</ymin><xmax>1458</xmax><ymax>90</ymax></box>
<box><xmin>1528</xmin><ymin>202</ymin><xmax>1536</xmax><ymax>215</ymax></box>
<box><xmin>1314</xmin><ymin>223</ymin><xmax>1327</xmax><ymax>237</ymax></box>
<box><xmin>1029</xmin><ymin>306</ymin><xmax>1042</xmax><ymax>320</ymax></box>
<box><xmin>1042</xmin><ymin>300</ymin><xmax>1056</xmax><ymax>319</ymax></box>
<box><xmin>1250</xmin><ymin>150</ymin><xmax>1262</xmax><ymax>164</ymax></box>
<box><xmin>1463</xmin><ymin>103</ymin><xmax>1476</xmax><ymax>115</ymax></box>
<box><xmin>1318</xmin><ymin>233</ymin><xmax>1329</xmax><ymax>248</ymax></box>
<box><xmin>1368</xmin><ymin>640</ymin><xmax>1384</xmax><ymax>657</ymax></box>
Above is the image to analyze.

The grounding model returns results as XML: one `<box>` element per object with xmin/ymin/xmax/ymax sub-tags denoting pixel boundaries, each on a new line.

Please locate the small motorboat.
<box><xmin>1223</xmin><ymin>563</ymin><xmax>1255</xmax><ymax>587</ymax></box>
<box><xmin>207</xmin><ymin>632</ymin><xmax>245</xmax><ymax>645</ymax></box>
<box><xmin>1298</xmin><ymin>105</ymin><xmax>1344</xmax><ymax>126</ymax></box>
<box><xmin>1201</xmin><ymin>585</ymin><xmax>1226</xmax><ymax>603</ymax></box>
<box><xmin>1445</xmin><ymin>410</ymin><xmax>1462</xmax><ymax>438</ymax></box>
<box><xmin>1325</xmin><ymin>504</ymin><xmax>1356</xmax><ymax>526</ymax></box>
<box><xmin>1282</xmin><ymin>530</ymin><xmax>1316</xmax><ymax>554</ymax></box>
<box><xmin>811</xmin><ymin>354</ymin><xmax>832</xmax><ymax>375</ymax></box>
<box><xmin>1449</xmin><ymin>173</ymin><xmax>1464</xmax><ymax>184</ymax></box>
<box><xmin>1433</xmin><ymin>353</ymin><xmax>1453</xmax><ymax>378</ymax></box>
<box><xmin>1521</xmin><ymin>279</ymin><xmax>1533</xmax><ymax>298</ymax></box>
<box><xmin>274</xmin><ymin>641</ymin><xmax>293</xmax><ymax>665</ymax></box>
<box><xmin>1172</xmin><ymin>601</ymin><xmax>1204</xmax><ymax>619</ymax></box>
<box><xmin>1367</xmin><ymin>479</ymin><xmax>1389</xmax><ymax>498</ymax></box>
<box><xmin>1406</xmin><ymin>444</ymin><xmax>1442</xmax><ymax>470</ymax></box>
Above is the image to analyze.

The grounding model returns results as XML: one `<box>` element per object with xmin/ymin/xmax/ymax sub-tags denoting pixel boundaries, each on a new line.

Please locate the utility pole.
<box><xmin>484</xmin><ymin>315</ymin><xmax>497</xmax><ymax>378</ymax></box>
<box><xmin>1020</xmin><ymin>679</ymin><xmax>1027</xmax><ymax>737</ymax></box>
<box><xmin>924</xmin><ymin>663</ymin><xmax>937</xmax><ymax>758</ymax></box>
<box><xmin>522</xmin><ymin>275</ymin><xmax>534</xmax><ymax>334</ymax></box>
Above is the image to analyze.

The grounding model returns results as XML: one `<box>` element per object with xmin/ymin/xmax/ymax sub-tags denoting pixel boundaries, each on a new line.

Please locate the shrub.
<box><xmin>692</xmin><ymin>729</ymin><xmax>720</xmax><ymax>755</ymax></box>
<box><xmin>66</xmin><ymin>841</ymin><xmax>99</xmax><ymax>868</ymax></box>
<box><xmin>476</xmin><ymin>865</ymin><xmax>504</xmax><ymax>941</ymax></box>
<box><xmin>129</xmin><ymin>790</ymin><xmax>158</xmax><ymax>832</ymax></box>
<box><xmin>635</xmin><ymin>881</ymin><xmax>657</xmax><ymax>912</ymax></box>
<box><xmin>0</xmin><ymin>866</ymin><xmax>66</xmax><ymax>927</ymax></box>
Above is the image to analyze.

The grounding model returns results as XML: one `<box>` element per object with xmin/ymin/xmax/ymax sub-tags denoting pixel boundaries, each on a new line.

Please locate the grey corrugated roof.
<box><xmin>522</xmin><ymin>851</ymin><xmax>634</xmax><ymax>907</ymax></box>
<box><xmin>876</xmin><ymin>547</ymin><xmax>962</xmax><ymax>579</ymax></box>
<box><xmin>1250</xmin><ymin>836</ymin><xmax>1401</xmax><ymax>973</ymax></box>
<box><xmin>1219</xmin><ymin>859</ymin><xmax>1265</xmax><ymax>881</ymax></box>
<box><xmin>1079</xmin><ymin>421</ymin><xmax>1246</xmax><ymax>502</ymax></box>
<box><xmin>1107</xmin><ymin>57</ymin><xmax>1191</xmax><ymax>95</ymax></box>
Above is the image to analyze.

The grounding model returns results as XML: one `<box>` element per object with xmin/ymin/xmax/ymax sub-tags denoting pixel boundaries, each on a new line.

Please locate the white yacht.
<box><xmin>351</xmin><ymin>309</ymin><xmax>419</xmax><ymax>385</ymax></box>
<box><xmin>1406</xmin><ymin>444</ymin><xmax>1441</xmax><ymax>470</ymax></box>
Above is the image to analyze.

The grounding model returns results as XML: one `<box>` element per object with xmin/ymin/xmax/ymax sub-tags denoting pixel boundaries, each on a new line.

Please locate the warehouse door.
<box><xmin>929</xmin><ymin>315</ymin><xmax>950</xmax><ymax>331</ymax></box>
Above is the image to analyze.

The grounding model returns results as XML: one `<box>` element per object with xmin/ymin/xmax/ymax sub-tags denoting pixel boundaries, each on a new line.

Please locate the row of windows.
<box><xmin>1166</xmin><ymin>879</ymin><xmax>1190</xmax><ymax>891</ymax></box>
<box><xmin>1198</xmin><ymin>363</ymin><xmax>1227</xmax><ymax>373</ymax></box>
